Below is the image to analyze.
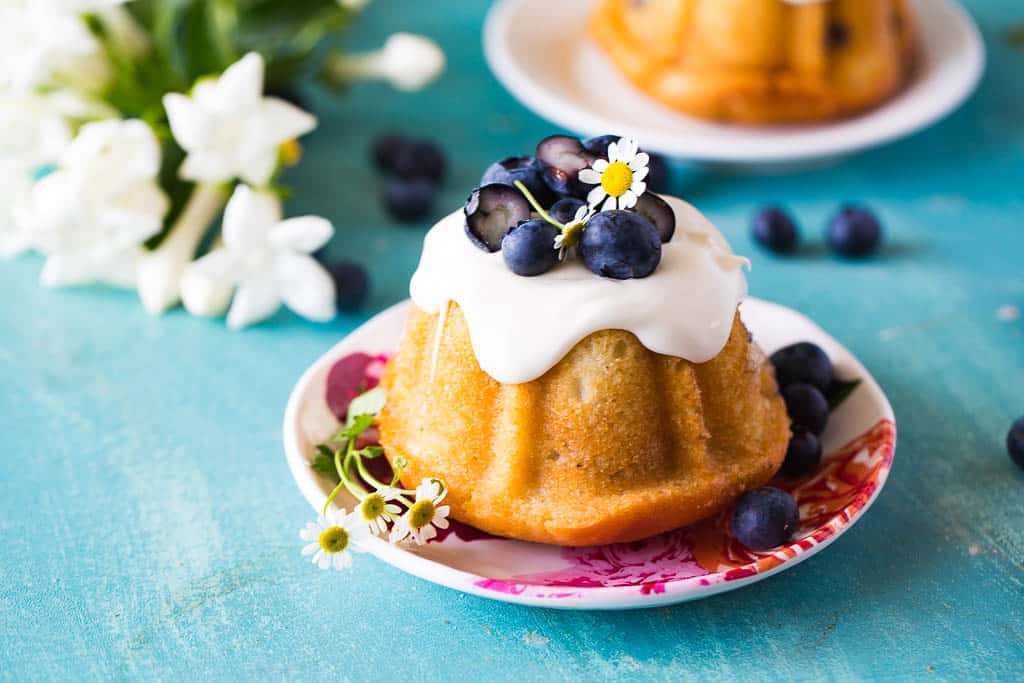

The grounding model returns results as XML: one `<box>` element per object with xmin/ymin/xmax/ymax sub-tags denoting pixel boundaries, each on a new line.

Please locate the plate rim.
<box><xmin>481</xmin><ymin>0</ymin><xmax>985</xmax><ymax>164</ymax></box>
<box><xmin>283</xmin><ymin>298</ymin><xmax>896</xmax><ymax>610</ymax></box>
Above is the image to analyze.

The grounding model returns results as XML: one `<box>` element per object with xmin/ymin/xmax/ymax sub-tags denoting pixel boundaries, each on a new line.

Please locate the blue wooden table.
<box><xmin>2</xmin><ymin>1</ymin><xmax>1022</xmax><ymax>680</ymax></box>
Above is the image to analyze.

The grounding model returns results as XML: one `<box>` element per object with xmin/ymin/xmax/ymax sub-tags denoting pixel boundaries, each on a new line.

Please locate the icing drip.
<box><xmin>409</xmin><ymin>196</ymin><xmax>748</xmax><ymax>385</ymax></box>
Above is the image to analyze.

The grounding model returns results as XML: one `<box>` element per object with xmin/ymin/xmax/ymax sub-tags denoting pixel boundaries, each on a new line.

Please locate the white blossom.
<box><xmin>184</xmin><ymin>185</ymin><xmax>336</xmax><ymax>329</ymax></box>
<box><xmin>15</xmin><ymin>119</ymin><xmax>168</xmax><ymax>287</ymax></box>
<box><xmin>163</xmin><ymin>52</ymin><xmax>317</xmax><ymax>187</ymax></box>
<box><xmin>325</xmin><ymin>33</ymin><xmax>445</xmax><ymax>92</ymax></box>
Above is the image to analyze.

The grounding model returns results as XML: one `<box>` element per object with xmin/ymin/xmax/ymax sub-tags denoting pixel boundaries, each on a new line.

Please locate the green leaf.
<box><xmin>311</xmin><ymin>444</ymin><xmax>337</xmax><ymax>475</ymax></box>
<box><xmin>346</xmin><ymin>387</ymin><xmax>387</xmax><ymax>426</ymax></box>
<box><xmin>356</xmin><ymin>446</ymin><xmax>385</xmax><ymax>459</ymax></box>
<box><xmin>340</xmin><ymin>413</ymin><xmax>374</xmax><ymax>441</ymax></box>
<box><xmin>825</xmin><ymin>379</ymin><xmax>861</xmax><ymax>410</ymax></box>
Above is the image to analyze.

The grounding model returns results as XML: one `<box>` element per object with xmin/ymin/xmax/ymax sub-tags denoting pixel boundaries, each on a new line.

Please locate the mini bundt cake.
<box><xmin>379</xmin><ymin>189</ymin><xmax>791</xmax><ymax>546</ymax></box>
<box><xmin>590</xmin><ymin>0</ymin><xmax>919</xmax><ymax>124</ymax></box>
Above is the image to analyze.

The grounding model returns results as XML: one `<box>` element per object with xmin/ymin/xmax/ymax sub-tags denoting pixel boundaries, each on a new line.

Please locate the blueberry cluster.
<box><xmin>752</xmin><ymin>204</ymin><xmax>883</xmax><ymax>258</ymax></box>
<box><xmin>371</xmin><ymin>133</ymin><xmax>447</xmax><ymax>222</ymax></box>
<box><xmin>464</xmin><ymin>135</ymin><xmax>674</xmax><ymax>280</ymax></box>
<box><xmin>731</xmin><ymin>340</ymin><xmax>849</xmax><ymax>552</ymax></box>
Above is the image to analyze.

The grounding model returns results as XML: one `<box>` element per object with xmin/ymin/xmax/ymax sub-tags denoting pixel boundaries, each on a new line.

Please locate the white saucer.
<box><xmin>483</xmin><ymin>0</ymin><xmax>984</xmax><ymax>165</ymax></box>
<box><xmin>283</xmin><ymin>298</ymin><xmax>896</xmax><ymax>610</ymax></box>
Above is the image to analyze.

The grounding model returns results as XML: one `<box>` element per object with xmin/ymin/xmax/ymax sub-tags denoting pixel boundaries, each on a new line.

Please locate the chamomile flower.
<box><xmin>578</xmin><ymin>137</ymin><xmax>649</xmax><ymax>212</ymax></box>
<box><xmin>299</xmin><ymin>507</ymin><xmax>370</xmax><ymax>571</ymax></box>
<box><xmin>552</xmin><ymin>204</ymin><xmax>594</xmax><ymax>259</ymax></box>
<box><xmin>390</xmin><ymin>478</ymin><xmax>450</xmax><ymax>545</ymax></box>
<box><xmin>358</xmin><ymin>486</ymin><xmax>402</xmax><ymax>536</ymax></box>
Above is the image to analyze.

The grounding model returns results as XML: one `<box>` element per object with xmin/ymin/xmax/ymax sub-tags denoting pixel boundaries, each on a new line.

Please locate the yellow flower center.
<box><xmin>560</xmin><ymin>220</ymin><xmax>585</xmax><ymax>249</ymax></box>
<box><xmin>408</xmin><ymin>500</ymin><xmax>436</xmax><ymax>530</ymax></box>
<box><xmin>600</xmin><ymin>161</ymin><xmax>633</xmax><ymax>198</ymax></box>
<box><xmin>361</xmin><ymin>494</ymin><xmax>386</xmax><ymax>520</ymax></box>
<box><xmin>318</xmin><ymin>526</ymin><xmax>349</xmax><ymax>554</ymax></box>
<box><xmin>279</xmin><ymin>139</ymin><xmax>302</xmax><ymax>167</ymax></box>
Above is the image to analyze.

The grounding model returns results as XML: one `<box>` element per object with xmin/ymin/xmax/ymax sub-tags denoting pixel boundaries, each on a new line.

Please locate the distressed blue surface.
<box><xmin>2</xmin><ymin>1</ymin><xmax>1023</xmax><ymax>680</ymax></box>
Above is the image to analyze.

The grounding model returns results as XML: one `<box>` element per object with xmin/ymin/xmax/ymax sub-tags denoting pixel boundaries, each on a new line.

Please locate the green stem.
<box><xmin>321</xmin><ymin>439</ymin><xmax>367</xmax><ymax>516</ymax></box>
<box><xmin>514</xmin><ymin>180</ymin><xmax>566</xmax><ymax>231</ymax></box>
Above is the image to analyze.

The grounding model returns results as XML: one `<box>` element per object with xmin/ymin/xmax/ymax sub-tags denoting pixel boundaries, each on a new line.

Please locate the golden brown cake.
<box><xmin>380</xmin><ymin>303</ymin><xmax>790</xmax><ymax>546</ymax></box>
<box><xmin>590</xmin><ymin>0</ymin><xmax>919</xmax><ymax>124</ymax></box>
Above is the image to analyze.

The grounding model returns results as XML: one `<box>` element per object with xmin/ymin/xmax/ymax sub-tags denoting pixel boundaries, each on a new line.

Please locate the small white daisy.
<box><xmin>389</xmin><ymin>478</ymin><xmax>450</xmax><ymax>545</ymax></box>
<box><xmin>358</xmin><ymin>486</ymin><xmax>403</xmax><ymax>536</ymax></box>
<box><xmin>299</xmin><ymin>507</ymin><xmax>370</xmax><ymax>570</ymax></box>
<box><xmin>552</xmin><ymin>204</ymin><xmax>594</xmax><ymax>259</ymax></box>
<box><xmin>578</xmin><ymin>137</ymin><xmax>649</xmax><ymax>212</ymax></box>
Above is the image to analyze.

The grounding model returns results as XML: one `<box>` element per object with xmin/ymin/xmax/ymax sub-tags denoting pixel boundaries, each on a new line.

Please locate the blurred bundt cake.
<box><xmin>591</xmin><ymin>0</ymin><xmax>919</xmax><ymax>123</ymax></box>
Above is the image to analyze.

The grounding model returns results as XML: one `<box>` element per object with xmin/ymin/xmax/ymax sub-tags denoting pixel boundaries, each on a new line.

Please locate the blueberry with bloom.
<box><xmin>578</xmin><ymin>137</ymin><xmax>649</xmax><ymax>211</ymax></box>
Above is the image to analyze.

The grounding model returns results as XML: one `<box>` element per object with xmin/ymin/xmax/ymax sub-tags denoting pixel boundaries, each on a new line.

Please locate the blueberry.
<box><xmin>1006</xmin><ymin>417</ymin><xmax>1024</xmax><ymax>471</ymax></box>
<box><xmin>464</xmin><ymin>183</ymin><xmax>532</xmax><ymax>252</ymax></box>
<box><xmin>782</xmin><ymin>383</ymin><xmax>830</xmax><ymax>436</ymax></box>
<box><xmin>393</xmin><ymin>140</ymin><xmax>446</xmax><ymax>182</ymax></box>
<box><xmin>579</xmin><ymin>210</ymin><xmax>661</xmax><ymax>279</ymax></box>
<box><xmin>549</xmin><ymin>197</ymin><xmax>586</xmax><ymax>225</ymax></box>
<box><xmin>752</xmin><ymin>206</ymin><xmax>799</xmax><ymax>254</ymax></box>
<box><xmin>326</xmin><ymin>260</ymin><xmax>370</xmax><ymax>312</ymax></box>
<box><xmin>780</xmin><ymin>429</ymin><xmax>822</xmax><ymax>478</ymax></box>
<box><xmin>771</xmin><ymin>342</ymin><xmax>833</xmax><ymax>392</ymax></box>
<box><xmin>732</xmin><ymin>487</ymin><xmax>800</xmax><ymax>551</ymax></box>
<box><xmin>645</xmin><ymin>153</ymin><xmax>670</xmax><ymax>194</ymax></box>
<box><xmin>481</xmin><ymin>156</ymin><xmax>554</xmax><ymax>205</ymax></box>
<box><xmin>536</xmin><ymin>135</ymin><xmax>594</xmax><ymax>197</ymax></box>
<box><xmin>370</xmin><ymin>132</ymin><xmax>408</xmax><ymax>173</ymax></box>
<box><xmin>633</xmin><ymin>193</ymin><xmax>676</xmax><ymax>243</ymax></box>
<box><xmin>501</xmin><ymin>219</ymin><xmax>560</xmax><ymax>276</ymax></box>
<box><xmin>384</xmin><ymin>178</ymin><xmax>435</xmax><ymax>222</ymax></box>
<box><xmin>826</xmin><ymin>205</ymin><xmax>882</xmax><ymax>257</ymax></box>
<box><xmin>581</xmin><ymin>134</ymin><xmax>619</xmax><ymax>156</ymax></box>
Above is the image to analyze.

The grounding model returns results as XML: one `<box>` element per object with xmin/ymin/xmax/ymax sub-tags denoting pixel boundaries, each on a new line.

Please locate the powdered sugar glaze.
<box><xmin>409</xmin><ymin>196</ymin><xmax>749</xmax><ymax>384</ymax></box>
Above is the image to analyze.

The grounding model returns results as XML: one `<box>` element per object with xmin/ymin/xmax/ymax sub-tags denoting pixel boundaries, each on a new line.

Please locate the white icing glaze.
<box><xmin>409</xmin><ymin>196</ymin><xmax>749</xmax><ymax>385</ymax></box>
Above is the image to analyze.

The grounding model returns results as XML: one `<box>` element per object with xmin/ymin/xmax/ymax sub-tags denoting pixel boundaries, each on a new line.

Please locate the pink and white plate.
<box><xmin>283</xmin><ymin>298</ymin><xmax>896</xmax><ymax>610</ymax></box>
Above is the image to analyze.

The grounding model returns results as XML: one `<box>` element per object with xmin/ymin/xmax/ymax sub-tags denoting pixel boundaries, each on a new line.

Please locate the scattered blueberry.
<box><xmin>771</xmin><ymin>342</ymin><xmax>833</xmax><ymax>392</ymax></box>
<box><xmin>752</xmin><ymin>206</ymin><xmax>799</xmax><ymax>254</ymax></box>
<box><xmin>327</xmin><ymin>260</ymin><xmax>370</xmax><ymax>312</ymax></box>
<box><xmin>481</xmin><ymin>156</ymin><xmax>554</xmax><ymax>205</ymax></box>
<box><xmin>464</xmin><ymin>183</ymin><xmax>532</xmax><ymax>252</ymax></box>
<box><xmin>732</xmin><ymin>487</ymin><xmax>800</xmax><ymax>551</ymax></box>
<box><xmin>535</xmin><ymin>135</ymin><xmax>594</xmax><ymax>197</ymax></box>
<box><xmin>501</xmin><ymin>219</ymin><xmax>561</xmax><ymax>276</ymax></box>
<box><xmin>826</xmin><ymin>205</ymin><xmax>882</xmax><ymax>257</ymax></box>
<box><xmin>780</xmin><ymin>429</ymin><xmax>822</xmax><ymax>478</ymax></box>
<box><xmin>579</xmin><ymin>210</ymin><xmax>661</xmax><ymax>280</ymax></box>
<box><xmin>384</xmin><ymin>178</ymin><xmax>435</xmax><ymax>222</ymax></box>
<box><xmin>371</xmin><ymin>132</ymin><xmax>408</xmax><ymax>173</ymax></box>
<box><xmin>393</xmin><ymin>140</ymin><xmax>446</xmax><ymax>182</ymax></box>
<box><xmin>549</xmin><ymin>197</ymin><xmax>586</xmax><ymax>225</ymax></box>
<box><xmin>581</xmin><ymin>134</ymin><xmax>619</xmax><ymax>156</ymax></box>
<box><xmin>634</xmin><ymin>193</ymin><xmax>676</xmax><ymax>243</ymax></box>
<box><xmin>782</xmin><ymin>383</ymin><xmax>830</xmax><ymax>436</ymax></box>
<box><xmin>1006</xmin><ymin>417</ymin><xmax>1024</xmax><ymax>470</ymax></box>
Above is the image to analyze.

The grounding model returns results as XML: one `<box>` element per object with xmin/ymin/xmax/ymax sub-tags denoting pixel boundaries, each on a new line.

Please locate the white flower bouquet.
<box><xmin>0</xmin><ymin>0</ymin><xmax>444</xmax><ymax>328</ymax></box>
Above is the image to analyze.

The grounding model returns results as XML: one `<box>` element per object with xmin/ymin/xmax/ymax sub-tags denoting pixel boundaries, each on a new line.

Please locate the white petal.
<box><xmin>39</xmin><ymin>251</ymin><xmax>97</xmax><ymax>287</ymax></box>
<box><xmin>618</xmin><ymin>138</ymin><xmax>638</xmax><ymax>161</ymax></box>
<box><xmin>269</xmin><ymin>216</ymin><xmax>333</xmax><ymax>254</ymax></box>
<box><xmin>300</xmin><ymin>526</ymin><xmax>318</xmax><ymax>542</ymax></box>
<box><xmin>162</xmin><ymin>93</ymin><xmax>210</xmax><ymax>152</ymax></box>
<box><xmin>256</xmin><ymin>98</ymin><xmax>317</xmax><ymax>143</ymax></box>
<box><xmin>629</xmin><ymin>152</ymin><xmax>649</xmax><ymax>171</ymax></box>
<box><xmin>631</xmin><ymin>180</ymin><xmax>647</xmax><ymax>197</ymax></box>
<box><xmin>586</xmin><ymin>186</ymin><xmax>607</xmax><ymax>207</ymax></box>
<box><xmin>602</xmin><ymin>196</ymin><xmax>617</xmax><ymax>212</ymax></box>
<box><xmin>301</xmin><ymin>542</ymin><xmax>318</xmax><ymax>556</ymax></box>
<box><xmin>332</xmin><ymin>552</ymin><xmax>352</xmax><ymax>570</ymax></box>
<box><xmin>181</xmin><ymin>250</ymin><xmax>237</xmax><ymax>317</ymax></box>
<box><xmin>316</xmin><ymin>550</ymin><xmax>331</xmax><ymax>570</ymax></box>
<box><xmin>226</xmin><ymin>275</ymin><xmax>281</xmax><ymax>329</ymax></box>
<box><xmin>210</xmin><ymin>52</ymin><xmax>264</xmax><ymax>114</ymax></box>
<box><xmin>577</xmin><ymin>168</ymin><xmax>601</xmax><ymax>185</ymax></box>
<box><xmin>607</xmin><ymin>142</ymin><xmax>619</xmax><ymax>163</ymax></box>
<box><xmin>433</xmin><ymin>516</ymin><xmax>449</xmax><ymax>531</ymax></box>
<box><xmin>419</xmin><ymin>525</ymin><xmax>437</xmax><ymax>543</ymax></box>
<box><xmin>631</xmin><ymin>167</ymin><xmax>649</xmax><ymax>183</ymax></box>
<box><xmin>238</xmin><ymin>149</ymin><xmax>280</xmax><ymax>188</ymax></box>
<box><xmin>620</xmin><ymin>191</ymin><xmax>638</xmax><ymax>210</ymax></box>
<box><xmin>222</xmin><ymin>185</ymin><xmax>281</xmax><ymax>248</ymax></box>
<box><xmin>179</xmin><ymin>150</ymin><xmax>237</xmax><ymax>184</ymax></box>
<box><xmin>592</xmin><ymin>159</ymin><xmax>609</xmax><ymax>173</ymax></box>
<box><xmin>275</xmin><ymin>252</ymin><xmax>336</xmax><ymax>323</ymax></box>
